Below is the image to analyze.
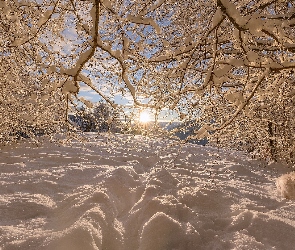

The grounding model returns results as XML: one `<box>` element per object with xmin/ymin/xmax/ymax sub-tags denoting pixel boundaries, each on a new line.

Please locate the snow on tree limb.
<box><xmin>126</xmin><ymin>14</ymin><xmax>161</xmax><ymax>34</ymax></box>
<box><xmin>77</xmin><ymin>73</ymin><xmax>117</xmax><ymax>109</ymax></box>
<box><xmin>1</xmin><ymin>0</ymin><xmax>295</xmax><ymax>160</ymax></box>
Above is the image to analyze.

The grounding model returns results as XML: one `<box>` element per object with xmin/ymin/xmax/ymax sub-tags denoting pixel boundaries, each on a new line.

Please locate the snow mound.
<box><xmin>0</xmin><ymin>133</ymin><xmax>295</xmax><ymax>250</ymax></box>
<box><xmin>276</xmin><ymin>172</ymin><xmax>295</xmax><ymax>199</ymax></box>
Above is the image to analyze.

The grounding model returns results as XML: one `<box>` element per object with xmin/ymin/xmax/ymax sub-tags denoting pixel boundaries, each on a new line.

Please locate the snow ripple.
<box><xmin>0</xmin><ymin>133</ymin><xmax>295</xmax><ymax>250</ymax></box>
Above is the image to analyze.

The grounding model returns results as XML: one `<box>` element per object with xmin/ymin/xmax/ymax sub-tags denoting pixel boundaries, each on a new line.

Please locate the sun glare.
<box><xmin>139</xmin><ymin>111</ymin><xmax>150</xmax><ymax>123</ymax></box>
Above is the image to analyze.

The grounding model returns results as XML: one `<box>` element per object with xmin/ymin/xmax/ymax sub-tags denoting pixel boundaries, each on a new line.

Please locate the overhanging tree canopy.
<box><xmin>1</xmin><ymin>0</ymin><xmax>295</xmax><ymax>160</ymax></box>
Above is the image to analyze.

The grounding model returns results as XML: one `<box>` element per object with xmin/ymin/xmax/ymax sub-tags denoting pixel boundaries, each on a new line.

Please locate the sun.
<box><xmin>139</xmin><ymin>111</ymin><xmax>150</xmax><ymax>123</ymax></box>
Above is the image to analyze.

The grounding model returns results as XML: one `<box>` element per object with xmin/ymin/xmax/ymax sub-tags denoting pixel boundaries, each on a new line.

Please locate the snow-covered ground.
<box><xmin>1</xmin><ymin>133</ymin><xmax>295</xmax><ymax>250</ymax></box>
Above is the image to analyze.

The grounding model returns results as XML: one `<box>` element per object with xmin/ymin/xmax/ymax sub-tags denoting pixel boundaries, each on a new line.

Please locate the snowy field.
<box><xmin>1</xmin><ymin>133</ymin><xmax>295</xmax><ymax>250</ymax></box>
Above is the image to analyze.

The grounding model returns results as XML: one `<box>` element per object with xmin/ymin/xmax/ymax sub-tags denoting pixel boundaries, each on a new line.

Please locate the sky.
<box><xmin>77</xmin><ymin>78</ymin><xmax>179</xmax><ymax>122</ymax></box>
<box><xmin>32</xmin><ymin>0</ymin><xmax>178</xmax><ymax>122</ymax></box>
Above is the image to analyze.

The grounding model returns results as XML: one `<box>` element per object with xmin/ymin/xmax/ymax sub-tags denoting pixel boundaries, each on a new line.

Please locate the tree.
<box><xmin>69</xmin><ymin>102</ymin><xmax>122</xmax><ymax>132</ymax></box>
<box><xmin>0</xmin><ymin>26</ymin><xmax>65</xmax><ymax>143</ymax></box>
<box><xmin>1</xmin><ymin>0</ymin><xmax>295</xmax><ymax>160</ymax></box>
<box><xmin>209</xmin><ymin>80</ymin><xmax>295</xmax><ymax>162</ymax></box>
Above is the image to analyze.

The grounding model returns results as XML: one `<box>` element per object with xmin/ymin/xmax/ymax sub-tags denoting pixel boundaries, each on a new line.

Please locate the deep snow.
<box><xmin>0</xmin><ymin>133</ymin><xmax>295</xmax><ymax>250</ymax></box>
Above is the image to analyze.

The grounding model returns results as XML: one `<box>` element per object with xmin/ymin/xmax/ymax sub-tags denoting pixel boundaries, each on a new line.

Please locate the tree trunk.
<box><xmin>268</xmin><ymin>121</ymin><xmax>276</xmax><ymax>161</ymax></box>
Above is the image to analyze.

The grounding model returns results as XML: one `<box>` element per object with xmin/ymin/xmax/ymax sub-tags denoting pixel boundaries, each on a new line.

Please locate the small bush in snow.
<box><xmin>276</xmin><ymin>172</ymin><xmax>295</xmax><ymax>200</ymax></box>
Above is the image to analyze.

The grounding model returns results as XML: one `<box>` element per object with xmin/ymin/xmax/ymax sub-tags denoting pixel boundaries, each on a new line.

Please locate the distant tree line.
<box><xmin>69</xmin><ymin>102</ymin><xmax>123</xmax><ymax>133</ymax></box>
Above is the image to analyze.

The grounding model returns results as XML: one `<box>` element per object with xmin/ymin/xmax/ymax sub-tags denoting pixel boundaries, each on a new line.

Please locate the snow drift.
<box><xmin>0</xmin><ymin>133</ymin><xmax>295</xmax><ymax>250</ymax></box>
